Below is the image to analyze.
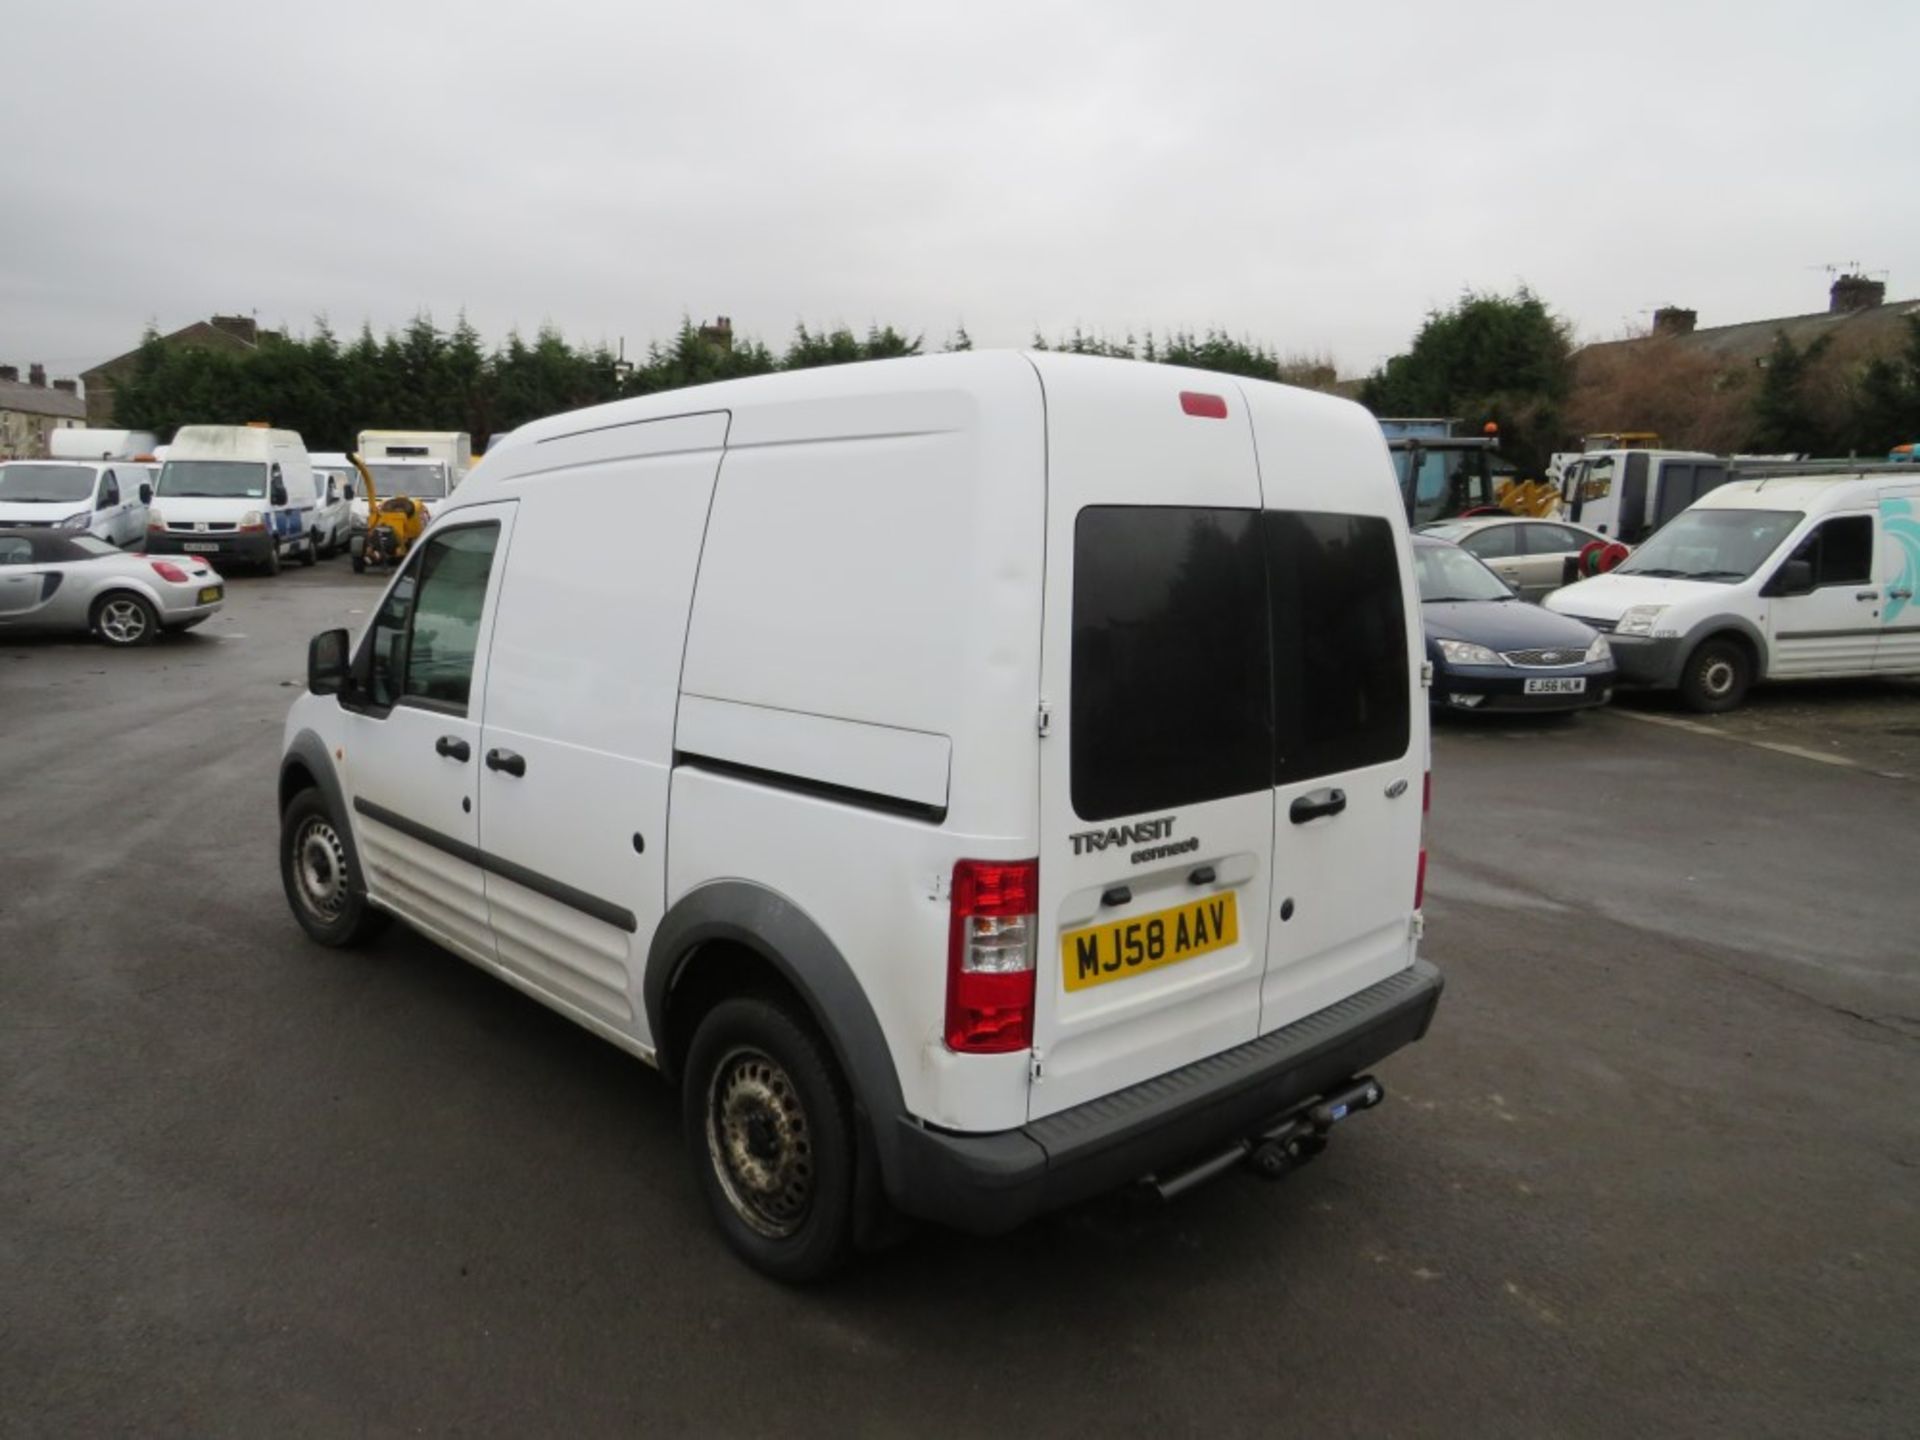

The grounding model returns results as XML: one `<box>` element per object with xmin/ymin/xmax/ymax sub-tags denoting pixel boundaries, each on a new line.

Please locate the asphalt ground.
<box><xmin>3</xmin><ymin>565</ymin><xmax>1916</xmax><ymax>1439</ymax></box>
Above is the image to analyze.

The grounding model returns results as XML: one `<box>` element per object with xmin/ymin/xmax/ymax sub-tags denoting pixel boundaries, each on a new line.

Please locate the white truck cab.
<box><xmin>149</xmin><ymin>425</ymin><xmax>319</xmax><ymax>573</ymax></box>
<box><xmin>0</xmin><ymin>459</ymin><xmax>150</xmax><ymax>547</ymax></box>
<box><xmin>1545</xmin><ymin>467</ymin><xmax>1920</xmax><ymax>710</ymax></box>
<box><xmin>1559</xmin><ymin>448</ymin><xmax>1730</xmax><ymax>542</ymax></box>
<box><xmin>278</xmin><ymin>353</ymin><xmax>1442</xmax><ymax>1279</ymax></box>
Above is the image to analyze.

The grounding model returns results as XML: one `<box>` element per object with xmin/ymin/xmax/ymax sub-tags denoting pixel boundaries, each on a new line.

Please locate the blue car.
<box><xmin>1414</xmin><ymin>535</ymin><xmax>1616</xmax><ymax>713</ymax></box>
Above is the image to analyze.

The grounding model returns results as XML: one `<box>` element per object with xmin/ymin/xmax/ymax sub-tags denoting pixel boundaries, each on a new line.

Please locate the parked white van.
<box><xmin>305</xmin><ymin>453</ymin><xmax>355</xmax><ymax>557</ymax></box>
<box><xmin>149</xmin><ymin>425</ymin><xmax>318</xmax><ymax>572</ymax></box>
<box><xmin>278</xmin><ymin>353</ymin><xmax>1443</xmax><ymax>1278</ymax></box>
<box><xmin>0</xmin><ymin>459</ymin><xmax>150</xmax><ymax>547</ymax></box>
<box><xmin>1545</xmin><ymin>466</ymin><xmax>1920</xmax><ymax>711</ymax></box>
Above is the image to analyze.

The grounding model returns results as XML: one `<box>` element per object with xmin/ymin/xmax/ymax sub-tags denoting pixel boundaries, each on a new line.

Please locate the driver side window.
<box><xmin>1794</xmin><ymin>516</ymin><xmax>1873</xmax><ymax>588</ymax></box>
<box><xmin>100</xmin><ymin>471</ymin><xmax>121</xmax><ymax>508</ymax></box>
<box><xmin>359</xmin><ymin>522</ymin><xmax>501</xmax><ymax>713</ymax></box>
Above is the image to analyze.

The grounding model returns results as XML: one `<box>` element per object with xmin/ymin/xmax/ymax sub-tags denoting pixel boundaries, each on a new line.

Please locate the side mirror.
<box><xmin>1767</xmin><ymin>558</ymin><xmax>1815</xmax><ymax>598</ymax></box>
<box><xmin>271</xmin><ymin>480</ymin><xmax>289</xmax><ymax>507</ymax></box>
<box><xmin>139</xmin><ymin>483</ymin><xmax>153</xmax><ymax>504</ymax></box>
<box><xmin>308</xmin><ymin>628</ymin><xmax>350</xmax><ymax>695</ymax></box>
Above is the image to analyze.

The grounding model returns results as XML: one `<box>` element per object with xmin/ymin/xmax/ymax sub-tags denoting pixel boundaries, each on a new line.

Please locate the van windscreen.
<box><xmin>157</xmin><ymin>460</ymin><xmax>266</xmax><ymax>499</ymax></box>
<box><xmin>1071</xmin><ymin>507</ymin><xmax>1271</xmax><ymax>822</ymax></box>
<box><xmin>1070</xmin><ymin>506</ymin><xmax>1412</xmax><ymax>821</ymax></box>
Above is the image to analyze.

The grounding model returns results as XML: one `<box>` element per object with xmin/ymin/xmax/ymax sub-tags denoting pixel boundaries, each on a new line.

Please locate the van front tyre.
<box><xmin>262</xmin><ymin>542</ymin><xmax>282</xmax><ymax>577</ymax></box>
<box><xmin>280</xmin><ymin>788</ymin><xmax>388</xmax><ymax>946</ymax></box>
<box><xmin>299</xmin><ymin>534</ymin><xmax>317</xmax><ymax>566</ymax></box>
<box><xmin>682</xmin><ymin>996</ymin><xmax>857</xmax><ymax>1283</ymax></box>
<box><xmin>1679</xmin><ymin>637</ymin><xmax>1752</xmax><ymax>714</ymax></box>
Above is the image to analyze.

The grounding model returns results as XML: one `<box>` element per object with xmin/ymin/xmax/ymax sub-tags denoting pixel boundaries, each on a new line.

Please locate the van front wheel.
<box><xmin>280</xmin><ymin>788</ymin><xmax>388</xmax><ymax>946</ymax></box>
<box><xmin>1679</xmin><ymin>637</ymin><xmax>1752</xmax><ymax>714</ymax></box>
<box><xmin>682</xmin><ymin>996</ymin><xmax>857</xmax><ymax>1282</ymax></box>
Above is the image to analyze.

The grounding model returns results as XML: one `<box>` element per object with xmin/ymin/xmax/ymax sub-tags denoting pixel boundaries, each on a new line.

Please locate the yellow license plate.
<box><xmin>197</xmin><ymin>586</ymin><xmax>222</xmax><ymax>604</ymax></box>
<box><xmin>1061</xmin><ymin>892</ymin><xmax>1239</xmax><ymax>992</ymax></box>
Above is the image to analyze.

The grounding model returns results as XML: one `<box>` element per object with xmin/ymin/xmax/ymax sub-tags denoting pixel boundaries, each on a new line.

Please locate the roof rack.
<box><xmin>1727</xmin><ymin>458</ymin><xmax>1918</xmax><ymax>479</ymax></box>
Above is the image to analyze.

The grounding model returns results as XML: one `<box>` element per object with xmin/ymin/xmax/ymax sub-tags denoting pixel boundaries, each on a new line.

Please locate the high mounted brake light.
<box><xmin>1180</xmin><ymin>391</ymin><xmax>1228</xmax><ymax>419</ymax></box>
<box><xmin>945</xmin><ymin>858</ymin><xmax>1039</xmax><ymax>1053</ymax></box>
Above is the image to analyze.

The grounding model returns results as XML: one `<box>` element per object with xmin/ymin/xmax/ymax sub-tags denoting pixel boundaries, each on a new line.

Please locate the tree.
<box><xmin>1361</xmin><ymin>288</ymin><xmax>1574</xmax><ymax>475</ymax></box>
<box><xmin>1748</xmin><ymin>331</ymin><xmax>1834</xmax><ymax>454</ymax></box>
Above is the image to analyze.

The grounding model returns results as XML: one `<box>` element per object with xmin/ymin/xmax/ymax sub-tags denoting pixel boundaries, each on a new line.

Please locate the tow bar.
<box><xmin>1147</xmin><ymin>1076</ymin><xmax>1386</xmax><ymax>1202</ymax></box>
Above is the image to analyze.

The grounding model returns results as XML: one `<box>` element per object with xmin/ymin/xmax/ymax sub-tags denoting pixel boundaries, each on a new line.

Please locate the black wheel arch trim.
<box><xmin>644</xmin><ymin>880</ymin><xmax>909</xmax><ymax>1184</ymax></box>
<box><xmin>279</xmin><ymin>729</ymin><xmax>368</xmax><ymax>898</ymax></box>
<box><xmin>1681</xmin><ymin>614</ymin><xmax>1767</xmax><ymax>673</ymax></box>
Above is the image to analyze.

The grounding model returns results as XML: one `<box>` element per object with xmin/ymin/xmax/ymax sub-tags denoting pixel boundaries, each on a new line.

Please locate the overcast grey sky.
<box><xmin>5</xmin><ymin>0</ymin><xmax>1917</xmax><ymax>381</ymax></box>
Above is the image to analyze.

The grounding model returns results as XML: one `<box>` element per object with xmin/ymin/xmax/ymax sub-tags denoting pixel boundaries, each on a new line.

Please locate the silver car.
<box><xmin>0</xmin><ymin>528</ymin><xmax>226</xmax><ymax>646</ymax></box>
<box><xmin>1417</xmin><ymin>516</ymin><xmax>1621</xmax><ymax>601</ymax></box>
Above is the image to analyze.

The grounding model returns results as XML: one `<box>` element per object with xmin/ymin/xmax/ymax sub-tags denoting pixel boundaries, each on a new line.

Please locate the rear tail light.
<box><xmin>945</xmin><ymin>858</ymin><xmax>1039</xmax><ymax>1053</ymax></box>
<box><xmin>1415</xmin><ymin>770</ymin><xmax>1431</xmax><ymax>909</ymax></box>
<box><xmin>150</xmin><ymin>560</ymin><xmax>190</xmax><ymax>583</ymax></box>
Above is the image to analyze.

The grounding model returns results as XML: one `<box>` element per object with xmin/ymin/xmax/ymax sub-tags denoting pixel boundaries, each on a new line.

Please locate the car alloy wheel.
<box><xmin>96</xmin><ymin>595</ymin><xmax>154</xmax><ymax>645</ymax></box>
<box><xmin>706</xmin><ymin>1046</ymin><xmax>815</xmax><ymax>1239</ymax></box>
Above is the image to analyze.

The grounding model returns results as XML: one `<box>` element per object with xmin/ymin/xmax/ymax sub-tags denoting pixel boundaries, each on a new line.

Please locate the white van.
<box><xmin>278</xmin><ymin>353</ymin><xmax>1442</xmax><ymax>1279</ymax></box>
<box><xmin>305</xmin><ymin>453</ymin><xmax>355</xmax><ymax>557</ymax></box>
<box><xmin>149</xmin><ymin>425</ymin><xmax>318</xmax><ymax>573</ymax></box>
<box><xmin>355</xmin><ymin>429</ymin><xmax>471</xmax><ymax>482</ymax></box>
<box><xmin>1545</xmin><ymin>467</ymin><xmax>1920</xmax><ymax>711</ymax></box>
<box><xmin>0</xmin><ymin>459</ymin><xmax>150</xmax><ymax>547</ymax></box>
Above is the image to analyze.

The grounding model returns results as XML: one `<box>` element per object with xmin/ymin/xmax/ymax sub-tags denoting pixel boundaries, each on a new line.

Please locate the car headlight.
<box><xmin>1436</xmin><ymin>639</ymin><xmax>1505</xmax><ymax>666</ymax></box>
<box><xmin>59</xmin><ymin>512</ymin><xmax>90</xmax><ymax>529</ymax></box>
<box><xmin>240</xmin><ymin>510</ymin><xmax>264</xmax><ymax>529</ymax></box>
<box><xmin>146</xmin><ymin>505</ymin><xmax>165</xmax><ymax>529</ymax></box>
<box><xmin>1585</xmin><ymin>635</ymin><xmax>1613</xmax><ymax>663</ymax></box>
<box><xmin>1615</xmin><ymin>605</ymin><xmax>1665</xmax><ymax>637</ymax></box>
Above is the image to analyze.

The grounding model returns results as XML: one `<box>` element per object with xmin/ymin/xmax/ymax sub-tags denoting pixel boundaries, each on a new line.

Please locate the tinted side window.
<box><xmin>1071</xmin><ymin>507</ymin><xmax>1271</xmax><ymax>821</ymax></box>
<box><xmin>364</xmin><ymin>568</ymin><xmax>419</xmax><ymax>709</ymax></box>
<box><xmin>1799</xmin><ymin>515</ymin><xmax>1873</xmax><ymax>587</ymax></box>
<box><xmin>401</xmin><ymin>525</ymin><xmax>500</xmax><ymax>711</ymax></box>
<box><xmin>1268</xmin><ymin>512</ymin><xmax>1411</xmax><ymax>785</ymax></box>
<box><xmin>1463</xmin><ymin>525</ymin><xmax>1517</xmax><ymax>559</ymax></box>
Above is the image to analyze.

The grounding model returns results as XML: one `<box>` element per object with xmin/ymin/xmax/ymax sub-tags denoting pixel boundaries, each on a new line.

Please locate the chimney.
<box><xmin>53</xmin><ymin>378</ymin><xmax>79</xmax><ymax>395</ymax></box>
<box><xmin>698</xmin><ymin>315</ymin><xmax>734</xmax><ymax>352</ymax></box>
<box><xmin>1652</xmin><ymin>306</ymin><xmax>1697</xmax><ymax>337</ymax></box>
<box><xmin>0</xmin><ymin>365</ymin><xmax>17</xmax><ymax>382</ymax></box>
<box><xmin>1829</xmin><ymin>274</ymin><xmax>1885</xmax><ymax>314</ymax></box>
<box><xmin>210</xmin><ymin>314</ymin><xmax>260</xmax><ymax>344</ymax></box>
<box><xmin>28</xmin><ymin>363</ymin><xmax>47</xmax><ymax>387</ymax></box>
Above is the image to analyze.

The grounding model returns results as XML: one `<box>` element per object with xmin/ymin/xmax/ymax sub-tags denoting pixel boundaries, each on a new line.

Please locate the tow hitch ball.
<box><xmin>1246</xmin><ymin>1077</ymin><xmax>1384</xmax><ymax>1182</ymax></box>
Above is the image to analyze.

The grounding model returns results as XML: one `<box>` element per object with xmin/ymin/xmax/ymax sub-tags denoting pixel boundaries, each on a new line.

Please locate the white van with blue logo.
<box><xmin>1545</xmin><ymin>466</ymin><xmax>1920</xmax><ymax>711</ymax></box>
<box><xmin>148</xmin><ymin>425</ymin><xmax>318</xmax><ymax>574</ymax></box>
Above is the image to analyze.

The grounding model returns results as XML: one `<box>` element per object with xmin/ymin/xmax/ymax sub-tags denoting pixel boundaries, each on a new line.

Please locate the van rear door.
<box><xmin>1027</xmin><ymin>359</ymin><xmax>1276</xmax><ymax>1120</ymax></box>
<box><xmin>1241</xmin><ymin>389</ymin><xmax>1425</xmax><ymax>1036</ymax></box>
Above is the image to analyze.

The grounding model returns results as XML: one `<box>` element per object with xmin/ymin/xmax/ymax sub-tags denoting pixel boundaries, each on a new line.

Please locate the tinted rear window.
<box><xmin>1070</xmin><ymin>507</ymin><xmax>1413</xmax><ymax>821</ymax></box>
<box><xmin>1268</xmin><ymin>512</ymin><xmax>1411</xmax><ymax>785</ymax></box>
<box><xmin>1071</xmin><ymin>507</ymin><xmax>1271</xmax><ymax>821</ymax></box>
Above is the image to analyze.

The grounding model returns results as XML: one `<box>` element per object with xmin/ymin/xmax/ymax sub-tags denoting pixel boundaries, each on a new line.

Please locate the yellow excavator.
<box><xmin>347</xmin><ymin>453</ymin><xmax>429</xmax><ymax>574</ymax></box>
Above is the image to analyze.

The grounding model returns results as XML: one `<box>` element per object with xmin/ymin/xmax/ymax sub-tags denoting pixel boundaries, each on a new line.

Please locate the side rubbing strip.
<box><xmin>353</xmin><ymin>797</ymin><xmax>639</xmax><ymax>933</ymax></box>
<box><xmin>674</xmin><ymin>752</ymin><xmax>948</xmax><ymax>824</ymax></box>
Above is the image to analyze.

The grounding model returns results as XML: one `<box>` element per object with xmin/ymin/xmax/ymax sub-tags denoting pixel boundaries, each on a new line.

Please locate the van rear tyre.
<box><xmin>280</xmin><ymin>788</ymin><xmax>389</xmax><ymax>947</ymax></box>
<box><xmin>682</xmin><ymin>996</ymin><xmax>857</xmax><ymax>1283</ymax></box>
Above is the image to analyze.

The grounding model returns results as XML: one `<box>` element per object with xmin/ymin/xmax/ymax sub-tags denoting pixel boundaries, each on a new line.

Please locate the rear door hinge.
<box><xmin>1037</xmin><ymin>702</ymin><xmax>1052</xmax><ymax>739</ymax></box>
<box><xmin>1420</xmin><ymin>661</ymin><xmax>1434</xmax><ymax>689</ymax></box>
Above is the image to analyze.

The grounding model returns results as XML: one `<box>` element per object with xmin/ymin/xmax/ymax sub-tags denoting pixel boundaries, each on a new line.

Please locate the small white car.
<box><xmin>0</xmin><ymin>528</ymin><xmax>225</xmax><ymax>645</ymax></box>
<box><xmin>0</xmin><ymin>460</ymin><xmax>150</xmax><ymax>548</ymax></box>
<box><xmin>1545</xmin><ymin>469</ymin><xmax>1920</xmax><ymax>711</ymax></box>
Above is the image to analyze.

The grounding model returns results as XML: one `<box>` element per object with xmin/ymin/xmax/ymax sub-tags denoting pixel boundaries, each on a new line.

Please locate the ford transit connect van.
<box><xmin>0</xmin><ymin>459</ymin><xmax>150</xmax><ymax>547</ymax></box>
<box><xmin>149</xmin><ymin>425</ymin><xmax>317</xmax><ymax>572</ymax></box>
<box><xmin>1545</xmin><ymin>467</ymin><xmax>1920</xmax><ymax>711</ymax></box>
<box><xmin>278</xmin><ymin>353</ymin><xmax>1443</xmax><ymax>1279</ymax></box>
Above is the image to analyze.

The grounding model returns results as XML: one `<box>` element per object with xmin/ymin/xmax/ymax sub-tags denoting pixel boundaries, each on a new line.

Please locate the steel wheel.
<box><xmin>706</xmin><ymin>1045</ymin><xmax>815</xmax><ymax>1238</ymax></box>
<box><xmin>292</xmin><ymin>815</ymin><xmax>350</xmax><ymax>923</ymax></box>
<box><xmin>95</xmin><ymin>594</ymin><xmax>156</xmax><ymax>646</ymax></box>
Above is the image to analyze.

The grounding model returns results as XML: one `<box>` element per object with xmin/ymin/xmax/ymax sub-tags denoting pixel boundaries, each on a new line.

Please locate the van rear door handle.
<box><xmin>1888</xmin><ymin>588</ymin><xmax>1913</xmax><ymax>601</ymax></box>
<box><xmin>1289</xmin><ymin>788</ymin><xmax>1347</xmax><ymax>824</ymax></box>
<box><xmin>485</xmin><ymin>748</ymin><xmax>526</xmax><ymax>777</ymax></box>
<box><xmin>435</xmin><ymin>735</ymin><xmax>470</xmax><ymax>762</ymax></box>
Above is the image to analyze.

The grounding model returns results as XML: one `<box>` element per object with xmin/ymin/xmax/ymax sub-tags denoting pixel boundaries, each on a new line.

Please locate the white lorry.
<box><xmin>1556</xmin><ymin>449</ymin><xmax>1730</xmax><ymax>544</ymax></box>
<box><xmin>355</xmin><ymin>430</ymin><xmax>471</xmax><ymax>483</ymax></box>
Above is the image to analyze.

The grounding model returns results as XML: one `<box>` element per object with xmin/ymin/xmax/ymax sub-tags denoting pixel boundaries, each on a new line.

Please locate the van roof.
<box><xmin>167</xmin><ymin>424</ymin><xmax>306</xmax><ymax>459</ymax></box>
<box><xmin>1697</xmin><ymin>474</ymin><xmax>1899</xmax><ymax>511</ymax></box>
<box><xmin>458</xmin><ymin>350</ymin><xmax>1372</xmax><ymax>502</ymax></box>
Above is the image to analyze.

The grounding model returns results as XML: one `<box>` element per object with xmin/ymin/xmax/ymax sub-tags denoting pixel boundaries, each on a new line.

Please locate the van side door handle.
<box><xmin>1289</xmin><ymin>788</ymin><xmax>1347</xmax><ymax>824</ymax></box>
<box><xmin>1887</xmin><ymin>588</ymin><xmax>1913</xmax><ymax>601</ymax></box>
<box><xmin>1855</xmin><ymin>590</ymin><xmax>1880</xmax><ymax>601</ymax></box>
<box><xmin>435</xmin><ymin>735</ymin><xmax>470</xmax><ymax>762</ymax></box>
<box><xmin>485</xmin><ymin>748</ymin><xmax>526</xmax><ymax>777</ymax></box>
